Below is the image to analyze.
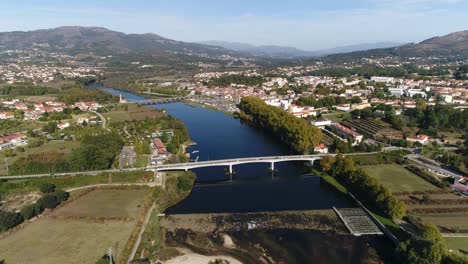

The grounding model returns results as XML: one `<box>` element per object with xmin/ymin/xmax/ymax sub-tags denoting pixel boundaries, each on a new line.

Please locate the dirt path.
<box><xmin>128</xmin><ymin>202</ymin><xmax>156</xmax><ymax>263</ymax></box>
<box><xmin>66</xmin><ymin>182</ymin><xmax>157</xmax><ymax>192</ymax></box>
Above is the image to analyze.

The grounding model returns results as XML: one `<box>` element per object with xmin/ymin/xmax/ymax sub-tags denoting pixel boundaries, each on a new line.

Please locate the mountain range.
<box><xmin>323</xmin><ymin>30</ymin><xmax>468</xmax><ymax>61</ymax></box>
<box><xmin>200</xmin><ymin>41</ymin><xmax>403</xmax><ymax>58</ymax></box>
<box><xmin>0</xmin><ymin>26</ymin><xmax>240</xmax><ymax>58</ymax></box>
<box><xmin>0</xmin><ymin>26</ymin><xmax>466</xmax><ymax>62</ymax></box>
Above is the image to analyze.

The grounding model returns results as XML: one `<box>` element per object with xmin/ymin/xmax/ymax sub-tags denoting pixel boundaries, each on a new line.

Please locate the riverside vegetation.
<box><xmin>237</xmin><ymin>96</ymin><xmax>322</xmax><ymax>154</ymax></box>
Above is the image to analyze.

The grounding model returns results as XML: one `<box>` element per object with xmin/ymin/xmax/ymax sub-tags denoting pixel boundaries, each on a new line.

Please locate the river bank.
<box><xmin>162</xmin><ymin>209</ymin><xmax>348</xmax><ymax>234</ymax></box>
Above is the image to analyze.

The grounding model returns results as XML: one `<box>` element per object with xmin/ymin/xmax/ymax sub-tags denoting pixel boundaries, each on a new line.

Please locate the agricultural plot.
<box><xmin>361</xmin><ymin>164</ymin><xmax>438</xmax><ymax>193</ymax></box>
<box><xmin>341</xmin><ymin>119</ymin><xmax>402</xmax><ymax>139</ymax></box>
<box><xmin>445</xmin><ymin>237</ymin><xmax>468</xmax><ymax>254</ymax></box>
<box><xmin>0</xmin><ymin>187</ymin><xmax>151</xmax><ymax>264</ymax></box>
<box><xmin>104</xmin><ymin>103</ymin><xmax>164</xmax><ymax>123</ymax></box>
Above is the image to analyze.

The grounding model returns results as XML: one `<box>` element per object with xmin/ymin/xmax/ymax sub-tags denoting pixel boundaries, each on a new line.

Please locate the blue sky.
<box><xmin>1</xmin><ymin>0</ymin><xmax>467</xmax><ymax>50</ymax></box>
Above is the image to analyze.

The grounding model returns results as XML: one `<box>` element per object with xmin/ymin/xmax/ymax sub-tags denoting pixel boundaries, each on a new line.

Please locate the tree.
<box><xmin>39</xmin><ymin>182</ymin><xmax>56</xmax><ymax>193</ymax></box>
<box><xmin>0</xmin><ymin>211</ymin><xmax>23</xmax><ymax>231</ymax></box>
<box><xmin>350</xmin><ymin>96</ymin><xmax>362</xmax><ymax>104</ymax></box>
<box><xmin>53</xmin><ymin>190</ymin><xmax>70</xmax><ymax>203</ymax></box>
<box><xmin>396</xmin><ymin>223</ymin><xmax>447</xmax><ymax>264</ymax></box>
<box><xmin>42</xmin><ymin>121</ymin><xmax>57</xmax><ymax>133</ymax></box>
<box><xmin>37</xmin><ymin>194</ymin><xmax>58</xmax><ymax>209</ymax></box>
<box><xmin>20</xmin><ymin>204</ymin><xmax>36</xmax><ymax>220</ymax></box>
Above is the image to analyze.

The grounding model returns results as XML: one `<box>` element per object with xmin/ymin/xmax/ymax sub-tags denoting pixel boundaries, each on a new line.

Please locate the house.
<box><xmin>314</xmin><ymin>144</ymin><xmax>328</xmax><ymax>154</ymax></box>
<box><xmin>330</xmin><ymin>123</ymin><xmax>363</xmax><ymax>146</ymax></box>
<box><xmin>0</xmin><ymin>111</ymin><xmax>14</xmax><ymax>120</ymax></box>
<box><xmin>57</xmin><ymin>122</ymin><xmax>70</xmax><ymax>130</ymax></box>
<box><xmin>0</xmin><ymin>133</ymin><xmax>28</xmax><ymax>149</ymax></box>
<box><xmin>335</xmin><ymin>104</ymin><xmax>351</xmax><ymax>112</ymax></box>
<box><xmin>388</xmin><ymin>88</ymin><xmax>405</xmax><ymax>97</ymax></box>
<box><xmin>24</xmin><ymin>110</ymin><xmax>43</xmax><ymax>120</ymax></box>
<box><xmin>311</xmin><ymin>119</ymin><xmax>332</xmax><ymax>128</ymax></box>
<box><xmin>351</xmin><ymin>102</ymin><xmax>371</xmax><ymax>110</ymax></box>
<box><xmin>406</xmin><ymin>134</ymin><xmax>429</xmax><ymax>145</ymax></box>
<box><xmin>405</xmin><ymin>89</ymin><xmax>426</xmax><ymax>98</ymax></box>
<box><xmin>451</xmin><ymin>176</ymin><xmax>468</xmax><ymax>195</ymax></box>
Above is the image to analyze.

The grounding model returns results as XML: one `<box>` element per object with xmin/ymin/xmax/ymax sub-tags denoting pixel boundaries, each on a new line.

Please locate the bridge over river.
<box><xmin>0</xmin><ymin>153</ymin><xmax>378</xmax><ymax>180</ymax></box>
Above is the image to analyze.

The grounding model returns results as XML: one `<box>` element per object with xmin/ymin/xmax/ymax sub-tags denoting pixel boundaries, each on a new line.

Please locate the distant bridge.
<box><xmin>137</xmin><ymin>97</ymin><xmax>185</xmax><ymax>105</ymax></box>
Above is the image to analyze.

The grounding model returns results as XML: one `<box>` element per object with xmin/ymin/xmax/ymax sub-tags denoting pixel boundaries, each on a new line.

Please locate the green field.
<box><xmin>0</xmin><ymin>187</ymin><xmax>150</xmax><ymax>264</ymax></box>
<box><xmin>361</xmin><ymin>164</ymin><xmax>438</xmax><ymax>192</ymax></box>
<box><xmin>445</xmin><ymin>237</ymin><xmax>468</xmax><ymax>254</ymax></box>
<box><xmin>321</xmin><ymin>111</ymin><xmax>351</xmax><ymax>122</ymax></box>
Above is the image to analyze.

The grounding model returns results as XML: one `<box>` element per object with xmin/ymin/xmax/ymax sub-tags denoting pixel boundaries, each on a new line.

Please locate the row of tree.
<box><xmin>238</xmin><ymin>96</ymin><xmax>323</xmax><ymax>154</ymax></box>
<box><xmin>404</xmin><ymin>104</ymin><xmax>468</xmax><ymax>131</ymax></box>
<box><xmin>0</xmin><ymin>183</ymin><xmax>69</xmax><ymax>232</ymax></box>
<box><xmin>206</xmin><ymin>75</ymin><xmax>264</xmax><ymax>87</ymax></box>
<box><xmin>319</xmin><ymin>155</ymin><xmax>406</xmax><ymax>219</ymax></box>
<box><xmin>0</xmin><ymin>83</ymin><xmax>59</xmax><ymax>96</ymax></box>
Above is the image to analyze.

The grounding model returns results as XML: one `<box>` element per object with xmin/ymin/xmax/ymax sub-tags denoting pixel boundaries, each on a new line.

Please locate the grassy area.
<box><xmin>361</xmin><ymin>164</ymin><xmax>439</xmax><ymax>193</ymax></box>
<box><xmin>445</xmin><ymin>237</ymin><xmax>468</xmax><ymax>254</ymax></box>
<box><xmin>103</xmin><ymin>103</ymin><xmax>164</xmax><ymax>124</ymax></box>
<box><xmin>135</xmin><ymin>171</ymin><xmax>195</xmax><ymax>261</ymax></box>
<box><xmin>321</xmin><ymin>111</ymin><xmax>351</xmax><ymax>122</ymax></box>
<box><xmin>415</xmin><ymin>213</ymin><xmax>468</xmax><ymax>231</ymax></box>
<box><xmin>0</xmin><ymin>140</ymin><xmax>81</xmax><ymax>174</ymax></box>
<box><xmin>0</xmin><ymin>171</ymin><xmax>152</xmax><ymax>196</ymax></box>
<box><xmin>51</xmin><ymin>188</ymin><xmax>150</xmax><ymax>219</ymax></box>
<box><xmin>0</xmin><ymin>187</ymin><xmax>150</xmax><ymax>263</ymax></box>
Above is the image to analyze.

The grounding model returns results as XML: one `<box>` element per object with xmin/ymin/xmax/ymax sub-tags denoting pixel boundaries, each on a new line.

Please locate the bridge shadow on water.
<box><xmin>165</xmin><ymin>163</ymin><xmax>354</xmax><ymax>215</ymax></box>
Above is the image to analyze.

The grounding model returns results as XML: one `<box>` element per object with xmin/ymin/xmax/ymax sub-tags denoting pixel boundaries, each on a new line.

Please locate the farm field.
<box><xmin>445</xmin><ymin>237</ymin><xmax>468</xmax><ymax>254</ymax></box>
<box><xmin>0</xmin><ymin>140</ymin><xmax>81</xmax><ymax>175</ymax></box>
<box><xmin>0</xmin><ymin>187</ymin><xmax>150</xmax><ymax>263</ymax></box>
<box><xmin>341</xmin><ymin>118</ymin><xmax>402</xmax><ymax>139</ymax></box>
<box><xmin>50</xmin><ymin>188</ymin><xmax>150</xmax><ymax>219</ymax></box>
<box><xmin>361</xmin><ymin>164</ymin><xmax>438</xmax><ymax>192</ymax></box>
<box><xmin>321</xmin><ymin>111</ymin><xmax>351</xmax><ymax>122</ymax></box>
<box><xmin>104</xmin><ymin>103</ymin><xmax>164</xmax><ymax>123</ymax></box>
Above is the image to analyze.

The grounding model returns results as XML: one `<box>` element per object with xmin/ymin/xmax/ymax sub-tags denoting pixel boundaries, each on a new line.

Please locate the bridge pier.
<box><xmin>229</xmin><ymin>164</ymin><xmax>233</xmax><ymax>181</ymax></box>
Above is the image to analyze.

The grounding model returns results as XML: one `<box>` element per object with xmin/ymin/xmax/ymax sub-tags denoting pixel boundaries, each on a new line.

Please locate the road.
<box><xmin>406</xmin><ymin>154</ymin><xmax>464</xmax><ymax>178</ymax></box>
<box><xmin>92</xmin><ymin>111</ymin><xmax>108</xmax><ymax>130</ymax></box>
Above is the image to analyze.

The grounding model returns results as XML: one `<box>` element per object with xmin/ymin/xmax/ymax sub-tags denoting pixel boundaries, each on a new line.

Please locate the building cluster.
<box><xmin>0</xmin><ymin>64</ymin><xmax>101</xmax><ymax>84</ymax></box>
<box><xmin>0</xmin><ymin>133</ymin><xmax>28</xmax><ymax>150</ymax></box>
<box><xmin>149</xmin><ymin>130</ymin><xmax>174</xmax><ymax>165</ymax></box>
<box><xmin>0</xmin><ymin>98</ymin><xmax>102</xmax><ymax>121</ymax></box>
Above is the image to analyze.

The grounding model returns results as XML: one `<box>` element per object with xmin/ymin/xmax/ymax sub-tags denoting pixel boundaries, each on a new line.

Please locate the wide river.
<box><xmin>93</xmin><ymin>84</ymin><xmax>351</xmax><ymax>213</ymax></box>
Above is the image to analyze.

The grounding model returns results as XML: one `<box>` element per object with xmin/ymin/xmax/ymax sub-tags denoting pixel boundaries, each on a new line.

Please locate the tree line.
<box><xmin>206</xmin><ymin>75</ymin><xmax>264</xmax><ymax>87</ymax></box>
<box><xmin>238</xmin><ymin>96</ymin><xmax>322</xmax><ymax>154</ymax></box>
<box><xmin>0</xmin><ymin>83</ymin><xmax>59</xmax><ymax>96</ymax></box>
<box><xmin>319</xmin><ymin>155</ymin><xmax>406</xmax><ymax>219</ymax></box>
<box><xmin>0</xmin><ymin>183</ymin><xmax>69</xmax><ymax>232</ymax></box>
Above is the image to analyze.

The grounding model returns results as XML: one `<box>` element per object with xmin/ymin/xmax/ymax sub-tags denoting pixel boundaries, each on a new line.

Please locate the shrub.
<box><xmin>37</xmin><ymin>194</ymin><xmax>58</xmax><ymax>209</ymax></box>
<box><xmin>19</xmin><ymin>204</ymin><xmax>36</xmax><ymax>220</ymax></box>
<box><xmin>39</xmin><ymin>182</ymin><xmax>56</xmax><ymax>194</ymax></box>
<box><xmin>53</xmin><ymin>190</ymin><xmax>70</xmax><ymax>203</ymax></box>
<box><xmin>0</xmin><ymin>211</ymin><xmax>23</xmax><ymax>232</ymax></box>
<box><xmin>177</xmin><ymin>173</ymin><xmax>195</xmax><ymax>193</ymax></box>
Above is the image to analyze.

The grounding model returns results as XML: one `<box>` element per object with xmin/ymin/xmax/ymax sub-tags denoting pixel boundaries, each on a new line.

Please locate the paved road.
<box><xmin>407</xmin><ymin>154</ymin><xmax>463</xmax><ymax>178</ymax></box>
<box><xmin>92</xmin><ymin>111</ymin><xmax>108</xmax><ymax>130</ymax></box>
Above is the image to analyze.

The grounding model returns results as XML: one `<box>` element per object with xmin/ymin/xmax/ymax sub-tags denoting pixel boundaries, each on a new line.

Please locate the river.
<box><xmin>92</xmin><ymin>84</ymin><xmax>351</xmax><ymax>214</ymax></box>
<box><xmin>93</xmin><ymin>84</ymin><xmax>393</xmax><ymax>263</ymax></box>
